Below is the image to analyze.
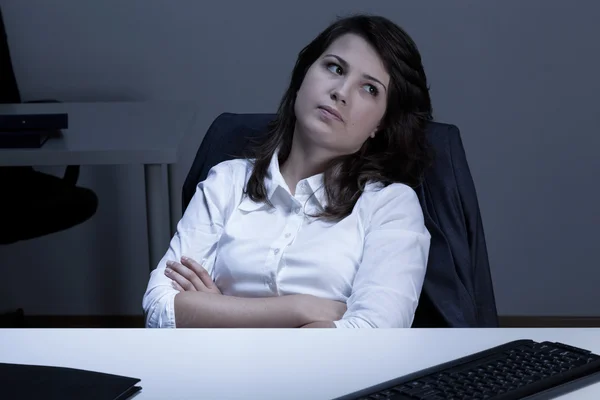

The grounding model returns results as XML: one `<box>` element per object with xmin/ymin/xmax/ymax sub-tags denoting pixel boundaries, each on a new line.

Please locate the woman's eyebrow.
<box><xmin>324</xmin><ymin>53</ymin><xmax>387</xmax><ymax>92</ymax></box>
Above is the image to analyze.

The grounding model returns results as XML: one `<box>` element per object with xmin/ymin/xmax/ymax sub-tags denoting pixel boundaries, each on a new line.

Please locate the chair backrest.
<box><xmin>183</xmin><ymin>112</ymin><xmax>499</xmax><ymax>327</ymax></box>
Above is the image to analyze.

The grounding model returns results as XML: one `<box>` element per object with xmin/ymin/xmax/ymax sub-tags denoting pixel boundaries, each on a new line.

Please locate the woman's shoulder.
<box><xmin>361</xmin><ymin>181</ymin><xmax>420</xmax><ymax>205</ymax></box>
<box><xmin>201</xmin><ymin>158</ymin><xmax>254</xmax><ymax>220</ymax></box>
<box><xmin>357</xmin><ymin>181</ymin><xmax>424</xmax><ymax>227</ymax></box>
<box><xmin>207</xmin><ymin>158</ymin><xmax>256</xmax><ymax>201</ymax></box>
<box><xmin>208</xmin><ymin>158</ymin><xmax>253</xmax><ymax>183</ymax></box>
<box><xmin>352</xmin><ymin>181</ymin><xmax>429</xmax><ymax>236</ymax></box>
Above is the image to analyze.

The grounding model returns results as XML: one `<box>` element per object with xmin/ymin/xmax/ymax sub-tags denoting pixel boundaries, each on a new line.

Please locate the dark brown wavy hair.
<box><xmin>245</xmin><ymin>14</ymin><xmax>433</xmax><ymax>221</ymax></box>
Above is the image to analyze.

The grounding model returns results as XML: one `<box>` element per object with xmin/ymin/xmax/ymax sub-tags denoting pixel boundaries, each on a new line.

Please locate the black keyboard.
<box><xmin>332</xmin><ymin>339</ymin><xmax>600</xmax><ymax>400</ymax></box>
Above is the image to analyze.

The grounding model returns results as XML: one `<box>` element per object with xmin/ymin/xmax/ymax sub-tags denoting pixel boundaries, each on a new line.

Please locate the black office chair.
<box><xmin>0</xmin><ymin>7</ymin><xmax>98</xmax><ymax>326</ymax></box>
<box><xmin>181</xmin><ymin>113</ymin><xmax>499</xmax><ymax>328</ymax></box>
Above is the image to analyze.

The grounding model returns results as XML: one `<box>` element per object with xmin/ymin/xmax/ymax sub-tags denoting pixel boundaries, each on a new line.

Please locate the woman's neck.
<box><xmin>279</xmin><ymin>130</ymin><xmax>332</xmax><ymax>195</ymax></box>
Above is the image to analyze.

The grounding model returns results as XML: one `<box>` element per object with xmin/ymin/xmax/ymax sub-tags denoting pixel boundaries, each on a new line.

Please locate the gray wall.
<box><xmin>1</xmin><ymin>0</ymin><xmax>598</xmax><ymax>317</ymax></box>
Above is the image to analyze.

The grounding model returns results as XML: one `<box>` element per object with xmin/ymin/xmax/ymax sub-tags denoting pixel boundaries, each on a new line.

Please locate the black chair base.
<box><xmin>0</xmin><ymin>168</ymin><xmax>98</xmax><ymax>244</ymax></box>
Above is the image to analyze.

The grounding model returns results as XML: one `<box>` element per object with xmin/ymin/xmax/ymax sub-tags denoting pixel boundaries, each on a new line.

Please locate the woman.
<box><xmin>143</xmin><ymin>14</ymin><xmax>433</xmax><ymax>328</ymax></box>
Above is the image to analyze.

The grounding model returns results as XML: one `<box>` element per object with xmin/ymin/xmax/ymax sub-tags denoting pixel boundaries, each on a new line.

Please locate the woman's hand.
<box><xmin>164</xmin><ymin>256</ymin><xmax>222</xmax><ymax>295</ymax></box>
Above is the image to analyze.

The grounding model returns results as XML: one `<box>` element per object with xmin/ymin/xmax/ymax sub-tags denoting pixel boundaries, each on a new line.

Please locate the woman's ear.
<box><xmin>370</xmin><ymin>123</ymin><xmax>382</xmax><ymax>138</ymax></box>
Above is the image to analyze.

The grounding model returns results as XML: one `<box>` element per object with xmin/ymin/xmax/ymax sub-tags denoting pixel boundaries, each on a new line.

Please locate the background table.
<box><xmin>1</xmin><ymin>328</ymin><xmax>599</xmax><ymax>399</ymax></box>
<box><xmin>0</xmin><ymin>101</ymin><xmax>199</xmax><ymax>270</ymax></box>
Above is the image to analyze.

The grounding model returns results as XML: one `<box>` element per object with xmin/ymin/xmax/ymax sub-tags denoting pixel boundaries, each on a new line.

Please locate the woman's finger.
<box><xmin>167</xmin><ymin>260</ymin><xmax>205</xmax><ymax>291</ymax></box>
<box><xmin>171</xmin><ymin>280</ymin><xmax>184</xmax><ymax>292</ymax></box>
<box><xmin>165</xmin><ymin>265</ymin><xmax>197</xmax><ymax>291</ymax></box>
<box><xmin>181</xmin><ymin>256</ymin><xmax>214</xmax><ymax>289</ymax></box>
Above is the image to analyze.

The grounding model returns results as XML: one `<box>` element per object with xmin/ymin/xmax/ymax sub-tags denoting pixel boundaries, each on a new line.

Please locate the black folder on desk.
<box><xmin>0</xmin><ymin>363</ymin><xmax>142</xmax><ymax>400</ymax></box>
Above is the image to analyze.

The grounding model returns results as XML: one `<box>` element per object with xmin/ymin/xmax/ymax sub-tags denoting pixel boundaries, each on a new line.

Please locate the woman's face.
<box><xmin>294</xmin><ymin>33</ymin><xmax>390</xmax><ymax>156</ymax></box>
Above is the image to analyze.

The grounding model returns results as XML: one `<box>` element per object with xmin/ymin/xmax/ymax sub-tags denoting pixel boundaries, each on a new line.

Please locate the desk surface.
<box><xmin>1</xmin><ymin>328</ymin><xmax>599</xmax><ymax>400</ymax></box>
<box><xmin>0</xmin><ymin>101</ymin><xmax>199</xmax><ymax>165</ymax></box>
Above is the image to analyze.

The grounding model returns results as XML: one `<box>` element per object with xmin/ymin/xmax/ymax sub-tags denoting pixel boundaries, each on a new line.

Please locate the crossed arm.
<box><xmin>160</xmin><ymin>257</ymin><xmax>343</xmax><ymax>328</ymax></box>
<box><xmin>142</xmin><ymin>164</ymin><xmax>429</xmax><ymax>329</ymax></box>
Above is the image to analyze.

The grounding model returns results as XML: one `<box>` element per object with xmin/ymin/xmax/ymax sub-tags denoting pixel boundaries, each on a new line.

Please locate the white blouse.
<box><xmin>142</xmin><ymin>152</ymin><xmax>431</xmax><ymax>328</ymax></box>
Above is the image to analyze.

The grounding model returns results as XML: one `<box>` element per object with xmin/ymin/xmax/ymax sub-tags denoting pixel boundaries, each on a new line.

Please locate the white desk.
<box><xmin>0</xmin><ymin>328</ymin><xmax>599</xmax><ymax>399</ymax></box>
<box><xmin>0</xmin><ymin>101</ymin><xmax>199</xmax><ymax>270</ymax></box>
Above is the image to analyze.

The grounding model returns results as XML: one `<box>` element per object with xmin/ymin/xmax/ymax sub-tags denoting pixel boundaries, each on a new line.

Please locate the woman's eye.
<box><xmin>327</xmin><ymin>63</ymin><xmax>343</xmax><ymax>75</ymax></box>
<box><xmin>364</xmin><ymin>84</ymin><xmax>379</xmax><ymax>96</ymax></box>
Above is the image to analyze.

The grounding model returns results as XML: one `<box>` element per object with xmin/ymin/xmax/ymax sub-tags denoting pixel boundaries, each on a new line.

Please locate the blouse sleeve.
<box><xmin>333</xmin><ymin>183</ymin><xmax>431</xmax><ymax>328</ymax></box>
<box><xmin>142</xmin><ymin>161</ymin><xmax>234</xmax><ymax>328</ymax></box>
